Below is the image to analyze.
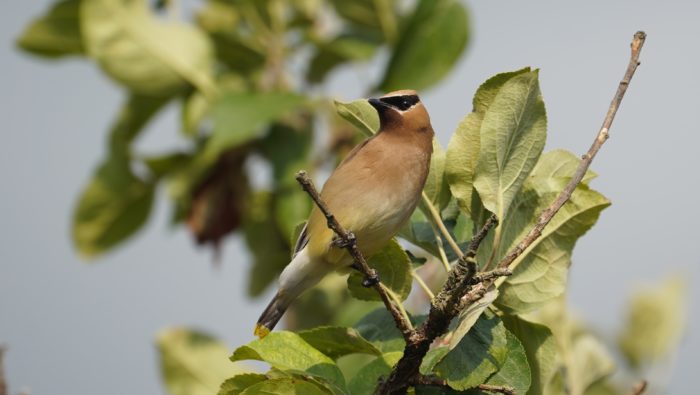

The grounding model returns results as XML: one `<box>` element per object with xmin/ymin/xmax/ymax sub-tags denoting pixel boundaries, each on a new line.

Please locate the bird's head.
<box><xmin>368</xmin><ymin>90</ymin><xmax>433</xmax><ymax>134</ymax></box>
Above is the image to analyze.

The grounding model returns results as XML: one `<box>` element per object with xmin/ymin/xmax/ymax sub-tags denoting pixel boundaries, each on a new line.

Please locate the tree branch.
<box><xmin>375</xmin><ymin>31</ymin><xmax>647</xmax><ymax>394</ymax></box>
<box><xmin>411</xmin><ymin>375</ymin><xmax>515</xmax><ymax>395</ymax></box>
<box><xmin>0</xmin><ymin>344</ymin><xmax>7</xmax><ymax>395</ymax></box>
<box><xmin>295</xmin><ymin>171</ymin><xmax>414</xmax><ymax>339</ymax></box>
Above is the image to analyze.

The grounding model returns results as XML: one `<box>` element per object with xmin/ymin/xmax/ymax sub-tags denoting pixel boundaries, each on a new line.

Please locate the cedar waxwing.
<box><xmin>254</xmin><ymin>90</ymin><xmax>435</xmax><ymax>338</ymax></box>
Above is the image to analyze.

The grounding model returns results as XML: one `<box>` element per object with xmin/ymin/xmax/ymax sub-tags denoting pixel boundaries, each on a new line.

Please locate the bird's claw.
<box><xmin>331</xmin><ymin>232</ymin><xmax>356</xmax><ymax>248</ymax></box>
<box><xmin>362</xmin><ymin>269</ymin><xmax>380</xmax><ymax>287</ymax></box>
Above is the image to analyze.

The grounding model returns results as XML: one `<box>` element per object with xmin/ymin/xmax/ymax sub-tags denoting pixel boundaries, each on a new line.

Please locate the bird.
<box><xmin>254</xmin><ymin>90</ymin><xmax>435</xmax><ymax>338</ymax></box>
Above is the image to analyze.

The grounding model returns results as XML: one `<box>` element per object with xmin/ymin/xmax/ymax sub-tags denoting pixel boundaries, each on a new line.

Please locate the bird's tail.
<box><xmin>254</xmin><ymin>248</ymin><xmax>328</xmax><ymax>338</ymax></box>
<box><xmin>254</xmin><ymin>291</ymin><xmax>293</xmax><ymax>338</ymax></box>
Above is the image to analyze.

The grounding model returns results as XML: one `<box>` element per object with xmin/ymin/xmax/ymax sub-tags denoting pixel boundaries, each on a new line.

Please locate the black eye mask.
<box><xmin>379</xmin><ymin>95</ymin><xmax>420</xmax><ymax>111</ymax></box>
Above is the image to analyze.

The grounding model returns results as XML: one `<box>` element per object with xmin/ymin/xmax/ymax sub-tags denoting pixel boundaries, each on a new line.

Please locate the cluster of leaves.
<box><xmin>16</xmin><ymin>0</ymin><xmax>470</xmax><ymax>285</ymax></box>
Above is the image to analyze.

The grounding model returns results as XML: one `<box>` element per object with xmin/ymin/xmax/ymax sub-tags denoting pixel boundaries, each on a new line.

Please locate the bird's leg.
<box><xmin>331</xmin><ymin>231</ymin><xmax>357</xmax><ymax>248</ymax></box>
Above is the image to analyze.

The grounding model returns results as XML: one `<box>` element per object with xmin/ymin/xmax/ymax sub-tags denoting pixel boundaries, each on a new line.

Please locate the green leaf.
<box><xmin>205</xmin><ymin>92</ymin><xmax>306</xmax><ymax>162</ymax></box>
<box><xmin>347</xmin><ymin>239</ymin><xmax>412</xmax><ymax>301</ymax></box>
<box><xmin>334</xmin><ymin>99</ymin><xmax>379</xmax><ymax>137</ymax></box>
<box><xmin>307</xmin><ymin>34</ymin><xmax>379</xmax><ymax>84</ymax></box>
<box><xmin>16</xmin><ymin>0</ymin><xmax>84</xmax><ymax>58</ymax></box>
<box><xmin>157</xmin><ymin>328</ymin><xmax>243</xmax><ymax>395</ymax></box>
<box><xmin>81</xmin><ymin>0</ymin><xmax>214</xmax><ymax>97</ymax></box>
<box><xmin>231</xmin><ymin>332</ymin><xmax>346</xmax><ymax>389</ymax></box>
<box><xmin>529</xmin><ymin>150</ymin><xmax>597</xmax><ymax>186</ymax></box>
<box><xmin>329</xmin><ymin>0</ymin><xmax>393</xmax><ymax>31</ymax></box>
<box><xmin>219</xmin><ymin>374</ymin><xmax>267</xmax><ymax>395</ymax></box>
<box><xmin>142</xmin><ymin>152</ymin><xmax>190</xmax><ymax>179</ymax></box>
<box><xmin>347</xmin><ymin>352</ymin><xmax>403</xmax><ymax>395</ymax></box>
<box><xmin>259</xmin><ymin>122</ymin><xmax>313</xmax><ymax>240</ymax></box>
<box><xmin>297</xmin><ymin>326</ymin><xmax>381</xmax><ymax>360</ymax></box>
<box><xmin>423</xmin><ymin>139</ymin><xmax>451</xmax><ymax>210</ymax></box>
<box><xmin>379</xmin><ymin>0</ymin><xmax>469</xmax><ymax>92</ymax></box>
<box><xmin>72</xmin><ymin>156</ymin><xmax>154</xmax><ymax>258</ymax></box>
<box><xmin>617</xmin><ymin>276</ymin><xmax>687</xmax><ymax>368</ymax></box>
<box><xmin>445</xmin><ymin>68</ymin><xmax>531</xmax><ymax>217</ymax></box>
<box><xmin>433</xmin><ymin>312</ymin><xmax>508</xmax><ymax>390</ymax></box>
<box><xmin>239</xmin><ymin>377</ymin><xmax>330</xmax><ymax>395</ymax></box>
<box><xmin>243</xmin><ymin>192</ymin><xmax>293</xmax><ymax>297</ymax></box>
<box><xmin>478</xmin><ymin>330</ymin><xmax>531</xmax><ymax>395</ymax></box>
<box><xmin>502</xmin><ymin>316</ymin><xmax>557</xmax><ymax>395</ymax></box>
<box><xmin>493</xmin><ymin>179</ymin><xmax>609</xmax><ymax>314</ymax></box>
<box><xmin>447</xmin><ymin>287</ymin><xmax>499</xmax><ymax>350</ymax></box>
<box><xmin>353</xmin><ymin>308</ymin><xmax>405</xmax><ymax>353</ymax></box>
<box><xmin>473</xmin><ymin>70</ymin><xmax>547</xmax><ymax>221</ymax></box>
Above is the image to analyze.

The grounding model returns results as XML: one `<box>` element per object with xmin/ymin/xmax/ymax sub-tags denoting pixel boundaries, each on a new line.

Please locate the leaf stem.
<box><xmin>429</xmin><ymin>221</ymin><xmax>452</xmax><ymax>272</ymax></box>
<box><xmin>381</xmin><ymin>284</ymin><xmax>414</xmax><ymax>331</ymax></box>
<box><xmin>420</xmin><ymin>192</ymin><xmax>463</xmax><ymax>259</ymax></box>
<box><xmin>412</xmin><ymin>270</ymin><xmax>435</xmax><ymax>300</ymax></box>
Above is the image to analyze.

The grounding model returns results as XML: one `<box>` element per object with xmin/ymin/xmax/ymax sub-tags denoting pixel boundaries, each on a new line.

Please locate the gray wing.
<box><xmin>293</xmin><ymin>221</ymin><xmax>309</xmax><ymax>258</ymax></box>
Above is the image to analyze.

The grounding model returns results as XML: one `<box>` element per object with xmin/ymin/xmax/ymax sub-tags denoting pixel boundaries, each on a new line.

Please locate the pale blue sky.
<box><xmin>1</xmin><ymin>1</ymin><xmax>698</xmax><ymax>394</ymax></box>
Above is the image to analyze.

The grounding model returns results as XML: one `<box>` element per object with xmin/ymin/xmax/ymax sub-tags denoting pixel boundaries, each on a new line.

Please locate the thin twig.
<box><xmin>411</xmin><ymin>375</ymin><xmax>515</xmax><ymax>395</ymax></box>
<box><xmin>0</xmin><ymin>345</ymin><xmax>7</xmax><ymax>395</ymax></box>
<box><xmin>412</xmin><ymin>270</ymin><xmax>435</xmax><ymax>300</ymax></box>
<box><xmin>429</xmin><ymin>222</ymin><xmax>452</xmax><ymax>272</ymax></box>
<box><xmin>296</xmin><ymin>171</ymin><xmax>414</xmax><ymax>339</ymax></box>
<box><xmin>375</xmin><ymin>31</ymin><xmax>647</xmax><ymax>395</ymax></box>
<box><xmin>421</xmin><ymin>193</ymin><xmax>463</xmax><ymax>258</ymax></box>
<box><xmin>495</xmin><ymin>31</ymin><xmax>646</xmax><ymax>273</ymax></box>
<box><xmin>630</xmin><ymin>380</ymin><xmax>648</xmax><ymax>395</ymax></box>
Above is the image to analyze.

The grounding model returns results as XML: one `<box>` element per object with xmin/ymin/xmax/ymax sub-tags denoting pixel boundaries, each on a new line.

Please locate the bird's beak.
<box><xmin>368</xmin><ymin>98</ymin><xmax>388</xmax><ymax>111</ymax></box>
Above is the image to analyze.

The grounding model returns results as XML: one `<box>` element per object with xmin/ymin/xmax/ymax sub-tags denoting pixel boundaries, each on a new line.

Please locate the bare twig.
<box><xmin>495</xmin><ymin>31</ymin><xmax>646</xmax><ymax>273</ymax></box>
<box><xmin>411</xmin><ymin>375</ymin><xmax>515</xmax><ymax>395</ymax></box>
<box><xmin>295</xmin><ymin>171</ymin><xmax>414</xmax><ymax>339</ymax></box>
<box><xmin>0</xmin><ymin>345</ymin><xmax>7</xmax><ymax>395</ymax></box>
<box><xmin>420</xmin><ymin>193</ymin><xmax>463</xmax><ymax>259</ymax></box>
<box><xmin>375</xmin><ymin>31</ymin><xmax>647</xmax><ymax>394</ymax></box>
<box><xmin>630</xmin><ymin>380</ymin><xmax>648</xmax><ymax>395</ymax></box>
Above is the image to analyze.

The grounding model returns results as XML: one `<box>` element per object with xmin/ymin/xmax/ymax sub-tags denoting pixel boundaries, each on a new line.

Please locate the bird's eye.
<box><xmin>403</xmin><ymin>100</ymin><xmax>410</xmax><ymax>107</ymax></box>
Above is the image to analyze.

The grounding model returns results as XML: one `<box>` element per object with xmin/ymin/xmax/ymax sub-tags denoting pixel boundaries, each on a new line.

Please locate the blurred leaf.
<box><xmin>157</xmin><ymin>328</ymin><xmax>242</xmax><ymax>395</ymax></box>
<box><xmin>334</xmin><ymin>99</ymin><xmax>379</xmax><ymax>137</ymax></box>
<box><xmin>423</xmin><ymin>139</ymin><xmax>450</xmax><ymax>210</ymax></box>
<box><xmin>329</xmin><ymin>0</ymin><xmax>394</xmax><ymax>31</ymax></box>
<box><xmin>109</xmin><ymin>93</ymin><xmax>171</xmax><ymax>155</ymax></box>
<box><xmin>307</xmin><ymin>34</ymin><xmax>379</xmax><ymax>83</ymax></box>
<box><xmin>181</xmin><ymin>90</ymin><xmax>209</xmax><ymax>137</ymax></box>
<box><xmin>567</xmin><ymin>334</ymin><xmax>615</xmax><ymax>395</ymax></box>
<box><xmin>142</xmin><ymin>152</ymin><xmax>190</xmax><ymax>179</ymax></box>
<box><xmin>473</xmin><ymin>70</ymin><xmax>547</xmax><ymax>222</ymax></box>
<box><xmin>260</xmin><ymin>121</ymin><xmax>313</xmax><ymax>239</ymax></box>
<box><xmin>379</xmin><ymin>0</ymin><xmax>469</xmax><ymax>92</ymax></box>
<box><xmin>445</xmin><ymin>68</ymin><xmax>530</xmax><ymax>218</ymax></box>
<box><xmin>433</xmin><ymin>312</ymin><xmax>508</xmax><ymax>390</ymax></box>
<box><xmin>297</xmin><ymin>326</ymin><xmax>381</xmax><ymax>359</ymax></box>
<box><xmin>347</xmin><ymin>239</ymin><xmax>412</xmax><ymax>301</ymax></box>
<box><xmin>353</xmin><ymin>308</ymin><xmax>405</xmax><ymax>353</ymax></box>
<box><xmin>81</xmin><ymin>0</ymin><xmax>214</xmax><ymax>97</ymax></box>
<box><xmin>16</xmin><ymin>0</ymin><xmax>84</xmax><ymax>58</ymax></box>
<box><xmin>502</xmin><ymin>316</ymin><xmax>558</xmax><ymax>395</ymax></box>
<box><xmin>238</xmin><ymin>377</ymin><xmax>330</xmax><ymax>395</ymax></box>
<box><xmin>73</xmin><ymin>157</ymin><xmax>154</xmax><ymax>258</ymax></box>
<box><xmin>231</xmin><ymin>331</ymin><xmax>346</xmax><ymax>389</ymax></box>
<box><xmin>618</xmin><ymin>276</ymin><xmax>687</xmax><ymax>368</ymax></box>
<box><xmin>219</xmin><ymin>373</ymin><xmax>266</xmax><ymax>395</ymax></box>
<box><xmin>187</xmin><ymin>152</ymin><xmax>248</xmax><ymax>247</ymax></box>
<box><xmin>205</xmin><ymin>92</ymin><xmax>306</xmax><ymax>162</ymax></box>
<box><xmin>347</xmin><ymin>352</ymin><xmax>403</xmax><ymax>395</ymax></box>
<box><xmin>243</xmin><ymin>191</ymin><xmax>292</xmax><ymax>296</ymax></box>
<box><xmin>447</xmin><ymin>288</ymin><xmax>498</xmax><ymax>350</ymax></box>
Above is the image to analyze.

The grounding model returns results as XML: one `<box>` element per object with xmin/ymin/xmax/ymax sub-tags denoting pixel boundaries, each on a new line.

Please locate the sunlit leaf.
<box><xmin>307</xmin><ymin>34</ymin><xmax>379</xmax><ymax>83</ymax></box>
<box><xmin>334</xmin><ymin>99</ymin><xmax>379</xmax><ymax>137</ymax></box>
<box><xmin>218</xmin><ymin>373</ymin><xmax>266</xmax><ymax>395</ymax></box>
<box><xmin>81</xmin><ymin>0</ymin><xmax>214</xmax><ymax>97</ymax></box>
<box><xmin>347</xmin><ymin>352</ymin><xmax>403</xmax><ymax>395</ymax></box>
<box><xmin>157</xmin><ymin>328</ymin><xmax>243</xmax><ymax>395</ymax></box>
<box><xmin>473</xmin><ymin>70</ymin><xmax>547</xmax><ymax>221</ymax></box>
<box><xmin>231</xmin><ymin>331</ymin><xmax>345</xmax><ymax>389</ymax></box>
<box><xmin>445</xmin><ymin>68</ymin><xmax>530</xmax><ymax>217</ymax></box>
<box><xmin>379</xmin><ymin>0</ymin><xmax>469</xmax><ymax>92</ymax></box>
<box><xmin>353</xmin><ymin>308</ymin><xmax>405</xmax><ymax>353</ymax></box>
<box><xmin>423</xmin><ymin>139</ymin><xmax>451</xmax><ymax>210</ymax></box>
<box><xmin>479</xmin><ymin>330</ymin><xmax>531</xmax><ymax>395</ymax></box>
<box><xmin>16</xmin><ymin>0</ymin><xmax>84</xmax><ymax>58</ymax></box>
<box><xmin>347</xmin><ymin>239</ymin><xmax>412</xmax><ymax>301</ymax></box>
<box><xmin>447</xmin><ymin>287</ymin><xmax>498</xmax><ymax>349</ymax></box>
<box><xmin>238</xmin><ymin>377</ymin><xmax>330</xmax><ymax>395</ymax></box>
<box><xmin>297</xmin><ymin>326</ymin><xmax>381</xmax><ymax>359</ymax></box>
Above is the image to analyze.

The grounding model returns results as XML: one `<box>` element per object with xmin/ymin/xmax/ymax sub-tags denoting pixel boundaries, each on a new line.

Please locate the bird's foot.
<box><xmin>331</xmin><ymin>232</ymin><xmax>356</xmax><ymax>248</ymax></box>
<box><xmin>362</xmin><ymin>269</ymin><xmax>380</xmax><ymax>287</ymax></box>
